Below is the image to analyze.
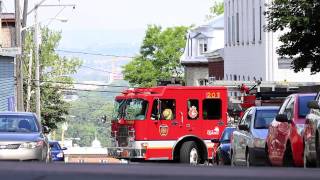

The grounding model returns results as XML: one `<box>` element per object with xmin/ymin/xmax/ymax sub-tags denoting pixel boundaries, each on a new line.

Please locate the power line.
<box><xmin>33</xmin><ymin>79</ymin><xmax>129</xmax><ymax>88</ymax></box>
<box><xmin>55</xmin><ymin>49</ymin><xmax>135</xmax><ymax>59</ymax></box>
<box><xmin>80</xmin><ymin>65</ymin><xmax>112</xmax><ymax>73</ymax></box>
<box><xmin>40</xmin><ymin>85</ymin><xmax>123</xmax><ymax>93</ymax></box>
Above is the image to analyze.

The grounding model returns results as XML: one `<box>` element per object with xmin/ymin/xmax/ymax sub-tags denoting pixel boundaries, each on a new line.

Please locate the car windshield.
<box><xmin>254</xmin><ymin>109</ymin><xmax>278</xmax><ymax>129</ymax></box>
<box><xmin>0</xmin><ymin>115</ymin><xmax>39</xmax><ymax>133</ymax></box>
<box><xmin>50</xmin><ymin>142</ymin><xmax>62</xmax><ymax>151</ymax></box>
<box><xmin>298</xmin><ymin>95</ymin><xmax>316</xmax><ymax>118</ymax></box>
<box><xmin>112</xmin><ymin>99</ymin><xmax>148</xmax><ymax>120</ymax></box>
<box><xmin>220</xmin><ymin>128</ymin><xmax>235</xmax><ymax>142</ymax></box>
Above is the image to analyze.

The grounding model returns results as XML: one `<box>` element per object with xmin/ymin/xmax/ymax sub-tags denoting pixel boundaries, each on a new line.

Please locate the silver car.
<box><xmin>0</xmin><ymin>112</ymin><xmax>50</xmax><ymax>161</ymax></box>
<box><xmin>230</xmin><ymin>106</ymin><xmax>279</xmax><ymax>166</ymax></box>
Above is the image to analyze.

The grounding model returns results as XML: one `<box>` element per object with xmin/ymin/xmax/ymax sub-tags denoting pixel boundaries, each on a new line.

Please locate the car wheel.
<box><xmin>283</xmin><ymin>143</ymin><xmax>294</xmax><ymax>167</ymax></box>
<box><xmin>265</xmin><ymin>145</ymin><xmax>271</xmax><ymax>166</ymax></box>
<box><xmin>304</xmin><ymin>142</ymin><xmax>316</xmax><ymax>168</ymax></box>
<box><xmin>246</xmin><ymin>150</ymin><xmax>252</xmax><ymax>167</ymax></box>
<box><xmin>180</xmin><ymin>141</ymin><xmax>200</xmax><ymax>165</ymax></box>
<box><xmin>218</xmin><ymin>155</ymin><xmax>225</xmax><ymax>165</ymax></box>
<box><xmin>215</xmin><ymin>154</ymin><xmax>219</xmax><ymax>165</ymax></box>
<box><xmin>316</xmin><ymin>132</ymin><xmax>320</xmax><ymax>167</ymax></box>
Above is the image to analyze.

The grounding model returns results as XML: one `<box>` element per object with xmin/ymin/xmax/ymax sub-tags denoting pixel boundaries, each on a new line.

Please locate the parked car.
<box><xmin>266</xmin><ymin>93</ymin><xmax>316</xmax><ymax>167</ymax></box>
<box><xmin>231</xmin><ymin>106</ymin><xmax>279</xmax><ymax>166</ymax></box>
<box><xmin>0</xmin><ymin>112</ymin><xmax>50</xmax><ymax>161</ymax></box>
<box><xmin>303</xmin><ymin>92</ymin><xmax>320</xmax><ymax>167</ymax></box>
<box><xmin>49</xmin><ymin>141</ymin><xmax>67</xmax><ymax>161</ymax></box>
<box><xmin>212</xmin><ymin>127</ymin><xmax>236</xmax><ymax>165</ymax></box>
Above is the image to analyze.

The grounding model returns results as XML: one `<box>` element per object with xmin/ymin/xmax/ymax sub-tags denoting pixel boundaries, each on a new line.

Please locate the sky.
<box><xmin>2</xmin><ymin>0</ymin><xmax>214</xmax><ymax>51</ymax></box>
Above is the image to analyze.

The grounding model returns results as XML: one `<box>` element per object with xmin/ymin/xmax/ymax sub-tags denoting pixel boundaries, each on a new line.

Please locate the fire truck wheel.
<box><xmin>180</xmin><ymin>141</ymin><xmax>200</xmax><ymax>165</ymax></box>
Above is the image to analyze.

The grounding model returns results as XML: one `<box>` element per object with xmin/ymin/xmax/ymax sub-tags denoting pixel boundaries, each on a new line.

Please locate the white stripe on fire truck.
<box><xmin>133</xmin><ymin>140</ymin><xmax>214</xmax><ymax>149</ymax></box>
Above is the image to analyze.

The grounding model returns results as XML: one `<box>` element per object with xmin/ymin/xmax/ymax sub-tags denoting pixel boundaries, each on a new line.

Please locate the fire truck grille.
<box><xmin>118</xmin><ymin>126</ymin><xmax>129</xmax><ymax>147</ymax></box>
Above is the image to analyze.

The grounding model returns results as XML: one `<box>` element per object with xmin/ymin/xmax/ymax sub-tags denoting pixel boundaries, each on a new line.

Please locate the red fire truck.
<box><xmin>109</xmin><ymin>86</ymin><xmax>228</xmax><ymax>164</ymax></box>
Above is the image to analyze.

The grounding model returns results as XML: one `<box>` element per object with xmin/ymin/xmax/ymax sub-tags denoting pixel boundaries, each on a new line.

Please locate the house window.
<box><xmin>198</xmin><ymin>38</ymin><xmax>208</xmax><ymax>55</ymax></box>
<box><xmin>259</xmin><ymin>0</ymin><xmax>262</xmax><ymax>42</ymax></box>
<box><xmin>226</xmin><ymin>74</ymin><xmax>228</xmax><ymax>80</ymax></box>
<box><xmin>248</xmin><ymin>76</ymin><xmax>250</xmax><ymax>81</ymax></box>
<box><xmin>234</xmin><ymin>75</ymin><xmax>237</xmax><ymax>81</ymax></box>
<box><xmin>198</xmin><ymin>79</ymin><xmax>208</xmax><ymax>86</ymax></box>
<box><xmin>236</xmin><ymin>0</ymin><xmax>239</xmax><ymax>44</ymax></box>
<box><xmin>252</xmin><ymin>0</ymin><xmax>255</xmax><ymax>44</ymax></box>
<box><xmin>246</xmin><ymin>0</ymin><xmax>249</xmax><ymax>44</ymax></box>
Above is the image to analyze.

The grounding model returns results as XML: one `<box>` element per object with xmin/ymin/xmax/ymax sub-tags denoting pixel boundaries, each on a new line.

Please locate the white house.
<box><xmin>224</xmin><ymin>0</ymin><xmax>320</xmax><ymax>82</ymax></box>
<box><xmin>180</xmin><ymin>14</ymin><xmax>224</xmax><ymax>86</ymax></box>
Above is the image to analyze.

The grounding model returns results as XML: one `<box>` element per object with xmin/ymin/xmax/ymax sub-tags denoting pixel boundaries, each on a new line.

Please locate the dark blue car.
<box><xmin>49</xmin><ymin>141</ymin><xmax>67</xmax><ymax>161</ymax></box>
<box><xmin>212</xmin><ymin>127</ymin><xmax>236</xmax><ymax>165</ymax></box>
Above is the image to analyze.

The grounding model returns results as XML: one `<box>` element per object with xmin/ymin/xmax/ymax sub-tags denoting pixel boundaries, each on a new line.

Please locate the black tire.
<box><xmin>215</xmin><ymin>154</ymin><xmax>219</xmax><ymax>165</ymax></box>
<box><xmin>265</xmin><ymin>145</ymin><xmax>271</xmax><ymax>166</ymax></box>
<box><xmin>283</xmin><ymin>143</ymin><xmax>294</xmax><ymax>167</ymax></box>
<box><xmin>316</xmin><ymin>132</ymin><xmax>320</xmax><ymax>167</ymax></box>
<box><xmin>246</xmin><ymin>149</ymin><xmax>252</xmax><ymax>167</ymax></box>
<box><xmin>180</xmin><ymin>141</ymin><xmax>200</xmax><ymax>165</ymax></box>
<box><xmin>304</xmin><ymin>141</ymin><xmax>316</xmax><ymax>168</ymax></box>
<box><xmin>216</xmin><ymin>153</ymin><xmax>225</xmax><ymax>165</ymax></box>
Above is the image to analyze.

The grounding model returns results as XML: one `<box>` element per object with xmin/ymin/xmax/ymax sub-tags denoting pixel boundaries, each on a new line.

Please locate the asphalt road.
<box><xmin>0</xmin><ymin>161</ymin><xmax>320</xmax><ymax>180</ymax></box>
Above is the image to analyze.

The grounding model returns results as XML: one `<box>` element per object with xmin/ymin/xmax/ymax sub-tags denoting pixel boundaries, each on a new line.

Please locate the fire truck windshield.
<box><xmin>112</xmin><ymin>99</ymin><xmax>148</xmax><ymax>120</ymax></box>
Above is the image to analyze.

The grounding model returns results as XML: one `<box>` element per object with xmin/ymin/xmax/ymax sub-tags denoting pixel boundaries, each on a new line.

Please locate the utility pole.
<box><xmin>26</xmin><ymin>51</ymin><xmax>32</xmax><ymax>112</ymax></box>
<box><xmin>0</xmin><ymin>0</ymin><xmax>2</xmax><ymax>47</ymax></box>
<box><xmin>15</xmin><ymin>0</ymin><xmax>24</xmax><ymax>112</ymax></box>
<box><xmin>34</xmin><ymin>5</ymin><xmax>41</xmax><ymax>121</ymax></box>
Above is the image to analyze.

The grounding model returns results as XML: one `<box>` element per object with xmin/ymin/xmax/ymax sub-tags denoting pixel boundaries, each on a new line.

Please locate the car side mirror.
<box><xmin>43</xmin><ymin>126</ymin><xmax>50</xmax><ymax>134</ymax></box>
<box><xmin>62</xmin><ymin>147</ymin><xmax>67</xmax><ymax>150</ymax></box>
<box><xmin>238</xmin><ymin>124</ymin><xmax>249</xmax><ymax>131</ymax></box>
<box><xmin>275</xmin><ymin>114</ymin><xmax>289</xmax><ymax>123</ymax></box>
<box><xmin>211</xmin><ymin>138</ymin><xmax>220</xmax><ymax>143</ymax></box>
<box><xmin>308</xmin><ymin>100</ymin><xmax>320</xmax><ymax>109</ymax></box>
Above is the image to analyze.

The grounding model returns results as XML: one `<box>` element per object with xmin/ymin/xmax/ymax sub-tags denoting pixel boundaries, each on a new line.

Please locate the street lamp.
<box><xmin>28</xmin><ymin>1</ymin><xmax>75</xmax><ymax>122</ymax></box>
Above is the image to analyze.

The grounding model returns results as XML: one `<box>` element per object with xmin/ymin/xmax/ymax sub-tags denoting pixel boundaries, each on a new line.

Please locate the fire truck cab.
<box><xmin>109</xmin><ymin>86</ymin><xmax>227</xmax><ymax>164</ymax></box>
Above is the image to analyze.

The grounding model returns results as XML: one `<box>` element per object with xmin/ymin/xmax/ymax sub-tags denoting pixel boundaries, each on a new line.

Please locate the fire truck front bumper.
<box><xmin>108</xmin><ymin>147</ymin><xmax>147</xmax><ymax>159</ymax></box>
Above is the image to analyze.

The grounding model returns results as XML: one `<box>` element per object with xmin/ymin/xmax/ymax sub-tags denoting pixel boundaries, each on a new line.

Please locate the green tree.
<box><xmin>206</xmin><ymin>0</ymin><xmax>224</xmax><ymax>20</ymax></box>
<box><xmin>64</xmin><ymin>92</ymin><xmax>115</xmax><ymax>147</ymax></box>
<box><xmin>123</xmin><ymin>25</ymin><xmax>188</xmax><ymax>87</ymax></box>
<box><xmin>23</xmin><ymin>27</ymin><xmax>82</xmax><ymax>129</ymax></box>
<box><xmin>265</xmin><ymin>0</ymin><xmax>320</xmax><ymax>73</ymax></box>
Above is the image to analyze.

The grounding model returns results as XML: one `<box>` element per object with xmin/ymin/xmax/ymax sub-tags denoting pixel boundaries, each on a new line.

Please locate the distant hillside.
<box><xmin>58</xmin><ymin>43</ymin><xmax>139</xmax><ymax>82</ymax></box>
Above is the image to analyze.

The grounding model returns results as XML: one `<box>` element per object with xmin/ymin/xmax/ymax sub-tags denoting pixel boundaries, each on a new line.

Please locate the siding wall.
<box><xmin>184</xmin><ymin>65</ymin><xmax>209</xmax><ymax>86</ymax></box>
<box><xmin>0</xmin><ymin>56</ymin><xmax>15</xmax><ymax>111</ymax></box>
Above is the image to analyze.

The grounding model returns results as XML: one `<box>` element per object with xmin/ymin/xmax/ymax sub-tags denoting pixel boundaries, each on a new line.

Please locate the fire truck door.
<box><xmin>149</xmin><ymin>98</ymin><xmax>182</xmax><ymax>140</ymax></box>
<box><xmin>201</xmin><ymin>97</ymin><xmax>224</xmax><ymax>140</ymax></box>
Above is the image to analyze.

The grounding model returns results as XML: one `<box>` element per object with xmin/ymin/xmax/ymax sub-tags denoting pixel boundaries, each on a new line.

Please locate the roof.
<box><xmin>1</xmin><ymin>13</ymin><xmax>15</xmax><ymax>24</ymax></box>
<box><xmin>181</xmin><ymin>57</ymin><xmax>208</xmax><ymax>65</ymax></box>
<box><xmin>207</xmin><ymin>14</ymin><xmax>224</xmax><ymax>29</ymax></box>
<box><xmin>1</xmin><ymin>13</ymin><xmax>15</xmax><ymax>20</ymax></box>
<box><xmin>0</xmin><ymin>111</ymin><xmax>36</xmax><ymax>116</ymax></box>
<box><xmin>204</xmin><ymin>48</ymin><xmax>224</xmax><ymax>59</ymax></box>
